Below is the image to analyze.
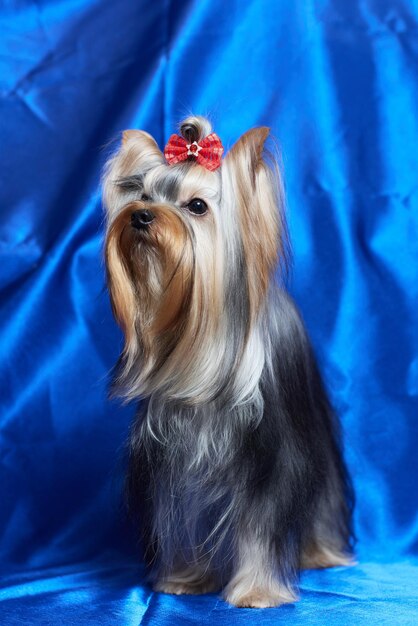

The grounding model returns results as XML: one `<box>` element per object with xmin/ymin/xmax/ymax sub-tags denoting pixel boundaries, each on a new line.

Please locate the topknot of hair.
<box><xmin>179</xmin><ymin>115</ymin><xmax>212</xmax><ymax>143</ymax></box>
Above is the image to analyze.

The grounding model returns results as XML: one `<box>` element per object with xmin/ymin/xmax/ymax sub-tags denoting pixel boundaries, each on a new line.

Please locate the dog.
<box><xmin>103</xmin><ymin>115</ymin><xmax>354</xmax><ymax>608</ymax></box>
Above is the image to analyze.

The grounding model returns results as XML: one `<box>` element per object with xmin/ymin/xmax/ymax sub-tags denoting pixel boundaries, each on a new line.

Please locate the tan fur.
<box><xmin>148</xmin><ymin>208</ymin><xmax>194</xmax><ymax>336</ymax></box>
<box><xmin>122</xmin><ymin>130</ymin><xmax>164</xmax><ymax>166</ymax></box>
<box><xmin>223</xmin><ymin>536</ymin><xmax>297</xmax><ymax>608</ymax></box>
<box><xmin>222</xmin><ymin>128</ymin><xmax>280</xmax><ymax>322</ymax></box>
<box><xmin>105</xmin><ymin>208</ymin><xmax>139</xmax><ymax>354</ymax></box>
<box><xmin>104</xmin><ymin>183</ymin><xmax>225</xmax><ymax>401</ymax></box>
<box><xmin>301</xmin><ymin>540</ymin><xmax>354</xmax><ymax>570</ymax></box>
<box><xmin>154</xmin><ymin>579</ymin><xmax>218</xmax><ymax>595</ymax></box>
<box><xmin>147</xmin><ymin>212</ymin><xmax>223</xmax><ymax>402</ymax></box>
<box><xmin>103</xmin><ymin>119</ymin><xmax>278</xmax><ymax>404</ymax></box>
<box><xmin>154</xmin><ymin>565</ymin><xmax>219</xmax><ymax>596</ymax></box>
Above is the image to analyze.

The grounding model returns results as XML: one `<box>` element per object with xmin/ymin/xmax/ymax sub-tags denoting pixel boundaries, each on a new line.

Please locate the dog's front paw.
<box><xmin>154</xmin><ymin>578</ymin><xmax>218</xmax><ymax>596</ymax></box>
<box><xmin>224</xmin><ymin>582</ymin><xmax>297</xmax><ymax>608</ymax></box>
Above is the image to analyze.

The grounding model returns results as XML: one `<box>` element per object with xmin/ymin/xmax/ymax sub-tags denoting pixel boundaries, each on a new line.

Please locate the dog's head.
<box><xmin>103</xmin><ymin>116</ymin><xmax>287</xmax><ymax>403</ymax></box>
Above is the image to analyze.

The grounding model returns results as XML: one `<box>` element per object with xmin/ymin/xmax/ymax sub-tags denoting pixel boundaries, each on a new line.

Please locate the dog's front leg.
<box><xmin>223</xmin><ymin>532</ymin><xmax>298</xmax><ymax>608</ymax></box>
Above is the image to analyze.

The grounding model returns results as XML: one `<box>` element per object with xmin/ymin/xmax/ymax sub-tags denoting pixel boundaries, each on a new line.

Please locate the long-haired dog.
<box><xmin>103</xmin><ymin>116</ymin><xmax>354</xmax><ymax>608</ymax></box>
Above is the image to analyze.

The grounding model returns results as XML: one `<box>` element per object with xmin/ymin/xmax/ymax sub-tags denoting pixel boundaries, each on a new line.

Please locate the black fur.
<box><xmin>126</xmin><ymin>288</ymin><xmax>354</xmax><ymax>590</ymax></box>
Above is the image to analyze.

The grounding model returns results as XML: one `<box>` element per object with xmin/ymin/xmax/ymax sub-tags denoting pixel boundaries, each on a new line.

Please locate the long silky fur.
<box><xmin>103</xmin><ymin>116</ymin><xmax>354</xmax><ymax>605</ymax></box>
<box><xmin>126</xmin><ymin>290</ymin><xmax>354</xmax><ymax>582</ymax></box>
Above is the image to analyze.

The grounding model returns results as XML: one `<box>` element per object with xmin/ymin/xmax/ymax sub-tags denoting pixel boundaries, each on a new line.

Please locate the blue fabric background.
<box><xmin>1</xmin><ymin>0</ymin><xmax>417</xmax><ymax>623</ymax></box>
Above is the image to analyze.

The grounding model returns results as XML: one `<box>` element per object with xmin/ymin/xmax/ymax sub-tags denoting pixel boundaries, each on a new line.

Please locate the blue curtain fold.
<box><xmin>1</xmin><ymin>0</ymin><xmax>417</xmax><ymax>623</ymax></box>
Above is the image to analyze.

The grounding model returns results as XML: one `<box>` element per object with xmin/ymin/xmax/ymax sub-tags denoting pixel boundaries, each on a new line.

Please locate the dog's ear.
<box><xmin>122</xmin><ymin>129</ymin><xmax>144</xmax><ymax>145</ymax></box>
<box><xmin>121</xmin><ymin>129</ymin><xmax>165</xmax><ymax>168</ymax></box>
<box><xmin>222</xmin><ymin>127</ymin><xmax>283</xmax><ymax>318</ymax></box>
<box><xmin>224</xmin><ymin>127</ymin><xmax>270</xmax><ymax>184</ymax></box>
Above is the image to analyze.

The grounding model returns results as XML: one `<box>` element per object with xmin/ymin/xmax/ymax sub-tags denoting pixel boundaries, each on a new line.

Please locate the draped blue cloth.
<box><xmin>1</xmin><ymin>0</ymin><xmax>417</xmax><ymax>623</ymax></box>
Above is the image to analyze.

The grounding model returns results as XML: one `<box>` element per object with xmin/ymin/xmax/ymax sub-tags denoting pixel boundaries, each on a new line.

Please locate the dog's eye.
<box><xmin>141</xmin><ymin>193</ymin><xmax>150</xmax><ymax>202</ymax></box>
<box><xmin>187</xmin><ymin>198</ymin><xmax>208</xmax><ymax>215</ymax></box>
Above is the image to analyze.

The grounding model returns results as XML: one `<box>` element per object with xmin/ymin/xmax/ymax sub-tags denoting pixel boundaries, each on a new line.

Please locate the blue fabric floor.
<box><xmin>1</xmin><ymin>0</ymin><xmax>418</xmax><ymax>624</ymax></box>
<box><xmin>1</xmin><ymin>558</ymin><xmax>418</xmax><ymax>625</ymax></box>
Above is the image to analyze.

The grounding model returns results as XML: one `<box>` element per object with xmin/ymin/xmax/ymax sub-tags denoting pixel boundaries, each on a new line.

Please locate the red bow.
<box><xmin>164</xmin><ymin>133</ymin><xmax>224</xmax><ymax>171</ymax></box>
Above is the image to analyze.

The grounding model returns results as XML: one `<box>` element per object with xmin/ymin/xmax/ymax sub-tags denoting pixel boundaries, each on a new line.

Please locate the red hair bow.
<box><xmin>164</xmin><ymin>133</ymin><xmax>224</xmax><ymax>171</ymax></box>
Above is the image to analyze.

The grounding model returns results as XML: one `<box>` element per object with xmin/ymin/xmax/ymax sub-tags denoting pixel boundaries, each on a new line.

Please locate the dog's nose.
<box><xmin>131</xmin><ymin>209</ymin><xmax>155</xmax><ymax>229</ymax></box>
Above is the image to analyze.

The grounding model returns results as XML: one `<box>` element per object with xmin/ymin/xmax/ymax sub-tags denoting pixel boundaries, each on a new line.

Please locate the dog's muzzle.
<box><xmin>131</xmin><ymin>209</ymin><xmax>155</xmax><ymax>229</ymax></box>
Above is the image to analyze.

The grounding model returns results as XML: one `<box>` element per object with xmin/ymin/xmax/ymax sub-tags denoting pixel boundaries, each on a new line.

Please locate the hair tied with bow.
<box><xmin>164</xmin><ymin>133</ymin><xmax>224</xmax><ymax>171</ymax></box>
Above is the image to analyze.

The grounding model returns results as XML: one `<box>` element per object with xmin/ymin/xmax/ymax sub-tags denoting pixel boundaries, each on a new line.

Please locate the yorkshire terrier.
<box><xmin>103</xmin><ymin>116</ymin><xmax>354</xmax><ymax>608</ymax></box>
